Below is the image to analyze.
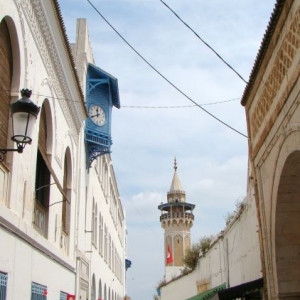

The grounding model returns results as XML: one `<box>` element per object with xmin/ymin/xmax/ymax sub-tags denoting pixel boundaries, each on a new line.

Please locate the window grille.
<box><xmin>60</xmin><ymin>291</ymin><xmax>67</xmax><ymax>300</ymax></box>
<box><xmin>0</xmin><ymin>272</ymin><xmax>7</xmax><ymax>300</ymax></box>
<box><xmin>31</xmin><ymin>282</ymin><xmax>47</xmax><ymax>300</ymax></box>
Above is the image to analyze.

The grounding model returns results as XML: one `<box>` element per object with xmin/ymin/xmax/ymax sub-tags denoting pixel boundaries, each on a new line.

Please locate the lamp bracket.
<box><xmin>0</xmin><ymin>146</ymin><xmax>24</xmax><ymax>162</ymax></box>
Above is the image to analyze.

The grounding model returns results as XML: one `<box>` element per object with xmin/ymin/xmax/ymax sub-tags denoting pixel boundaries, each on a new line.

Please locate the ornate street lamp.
<box><xmin>0</xmin><ymin>89</ymin><xmax>40</xmax><ymax>162</ymax></box>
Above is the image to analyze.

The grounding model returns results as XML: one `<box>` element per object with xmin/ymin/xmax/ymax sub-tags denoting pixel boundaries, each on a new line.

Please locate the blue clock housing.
<box><xmin>85</xmin><ymin>63</ymin><xmax>120</xmax><ymax>168</ymax></box>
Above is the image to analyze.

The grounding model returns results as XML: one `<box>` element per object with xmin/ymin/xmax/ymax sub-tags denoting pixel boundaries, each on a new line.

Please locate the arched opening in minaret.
<box><xmin>174</xmin><ymin>235</ymin><xmax>183</xmax><ymax>266</ymax></box>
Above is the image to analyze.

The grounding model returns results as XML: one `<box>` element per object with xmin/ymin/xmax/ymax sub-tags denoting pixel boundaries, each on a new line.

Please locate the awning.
<box><xmin>87</xmin><ymin>63</ymin><xmax>120</xmax><ymax>108</ymax></box>
<box><xmin>218</xmin><ymin>278</ymin><xmax>263</xmax><ymax>300</ymax></box>
<box><xmin>186</xmin><ymin>283</ymin><xmax>226</xmax><ymax>300</ymax></box>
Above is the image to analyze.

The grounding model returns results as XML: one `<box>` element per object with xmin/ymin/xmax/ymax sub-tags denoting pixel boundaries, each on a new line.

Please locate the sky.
<box><xmin>58</xmin><ymin>1</ymin><xmax>276</xmax><ymax>299</ymax></box>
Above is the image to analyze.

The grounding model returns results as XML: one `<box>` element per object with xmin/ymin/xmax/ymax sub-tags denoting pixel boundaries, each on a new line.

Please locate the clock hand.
<box><xmin>90</xmin><ymin>113</ymin><xmax>101</xmax><ymax>118</ymax></box>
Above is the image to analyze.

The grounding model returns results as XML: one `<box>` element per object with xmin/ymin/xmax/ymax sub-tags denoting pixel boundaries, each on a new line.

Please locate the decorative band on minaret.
<box><xmin>158</xmin><ymin>158</ymin><xmax>195</xmax><ymax>279</ymax></box>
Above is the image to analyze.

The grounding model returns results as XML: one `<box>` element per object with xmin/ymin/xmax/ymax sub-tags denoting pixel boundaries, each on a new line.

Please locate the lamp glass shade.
<box><xmin>10</xmin><ymin>90</ymin><xmax>40</xmax><ymax>146</ymax></box>
<box><xmin>11</xmin><ymin>111</ymin><xmax>37</xmax><ymax>144</ymax></box>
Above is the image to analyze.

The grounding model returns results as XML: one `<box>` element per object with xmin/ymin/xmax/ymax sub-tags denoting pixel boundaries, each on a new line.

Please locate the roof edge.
<box><xmin>88</xmin><ymin>63</ymin><xmax>121</xmax><ymax>109</ymax></box>
<box><xmin>52</xmin><ymin>0</ymin><xmax>87</xmax><ymax>115</ymax></box>
<box><xmin>241</xmin><ymin>0</ymin><xmax>287</xmax><ymax>106</ymax></box>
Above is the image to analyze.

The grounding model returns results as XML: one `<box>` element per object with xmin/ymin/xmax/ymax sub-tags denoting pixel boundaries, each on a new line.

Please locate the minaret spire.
<box><xmin>169</xmin><ymin>158</ymin><xmax>184</xmax><ymax>201</ymax></box>
<box><xmin>158</xmin><ymin>158</ymin><xmax>196</xmax><ymax>281</ymax></box>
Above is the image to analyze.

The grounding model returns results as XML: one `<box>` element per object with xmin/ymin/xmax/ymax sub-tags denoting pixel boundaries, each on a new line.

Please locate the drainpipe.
<box><xmin>226</xmin><ymin>238</ymin><xmax>230</xmax><ymax>287</ymax></box>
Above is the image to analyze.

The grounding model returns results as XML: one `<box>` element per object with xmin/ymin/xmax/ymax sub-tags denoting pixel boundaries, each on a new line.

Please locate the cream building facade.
<box><xmin>242</xmin><ymin>0</ymin><xmax>300</xmax><ymax>298</ymax></box>
<box><xmin>0</xmin><ymin>1</ymin><xmax>126</xmax><ymax>300</ymax></box>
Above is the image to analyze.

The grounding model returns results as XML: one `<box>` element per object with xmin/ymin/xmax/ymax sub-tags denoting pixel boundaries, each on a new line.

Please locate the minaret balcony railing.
<box><xmin>167</xmin><ymin>190</ymin><xmax>185</xmax><ymax>196</ymax></box>
<box><xmin>160</xmin><ymin>212</ymin><xmax>194</xmax><ymax>221</ymax></box>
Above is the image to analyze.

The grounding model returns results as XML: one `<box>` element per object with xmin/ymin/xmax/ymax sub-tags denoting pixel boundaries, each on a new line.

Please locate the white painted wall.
<box><xmin>0</xmin><ymin>204</ymin><xmax>76</xmax><ymax>299</ymax></box>
<box><xmin>160</xmin><ymin>271</ymin><xmax>198</xmax><ymax>300</ymax></box>
<box><xmin>0</xmin><ymin>1</ymin><xmax>84</xmax><ymax>298</ymax></box>
<box><xmin>165</xmin><ymin>266</ymin><xmax>183</xmax><ymax>282</ymax></box>
<box><xmin>160</xmin><ymin>176</ymin><xmax>262</xmax><ymax>300</ymax></box>
<box><xmin>0</xmin><ymin>1</ymin><xmax>126</xmax><ymax>300</ymax></box>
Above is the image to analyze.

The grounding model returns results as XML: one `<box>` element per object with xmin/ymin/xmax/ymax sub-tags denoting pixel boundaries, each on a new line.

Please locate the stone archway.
<box><xmin>275</xmin><ymin>150</ymin><xmax>300</xmax><ymax>299</ymax></box>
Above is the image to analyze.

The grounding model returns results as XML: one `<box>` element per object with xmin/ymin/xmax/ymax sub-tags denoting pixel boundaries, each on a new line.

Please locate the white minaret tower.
<box><xmin>158</xmin><ymin>158</ymin><xmax>195</xmax><ymax>280</ymax></box>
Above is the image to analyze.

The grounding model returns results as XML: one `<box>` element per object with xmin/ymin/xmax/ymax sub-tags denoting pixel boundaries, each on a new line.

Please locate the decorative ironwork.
<box><xmin>85</xmin><ymin>129</ymin><xmax>112</xmax><ymax>168</ymax></box>
<box><xmin>0</xmin><ymin>272</ymin><xmax>7</xmax><ymax>300</ymax></box>
<box><xmin>160</xmin><ymin>212</ymin><xmax>194</xmax><ymax>221</ymax></box>
<box><xmin>33</xmin><ymin>202</ymin><xmax>47</xmax><ymax>237</ymax></box>
<box><xmin>0</xmin><ymin>148</ymin><xmax>22</xmax><ymax>162</ymax></box>
<box><xmin>31</xmin><ymin>282</ymin><xmax>47</xmax><ymax>299</ymax></box>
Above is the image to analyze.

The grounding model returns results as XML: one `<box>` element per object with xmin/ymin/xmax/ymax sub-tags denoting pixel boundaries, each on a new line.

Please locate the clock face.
<box><xmin>89</xmin><ymin>104</ymin><xmax>106</xmax><ymax>126</ymax></box>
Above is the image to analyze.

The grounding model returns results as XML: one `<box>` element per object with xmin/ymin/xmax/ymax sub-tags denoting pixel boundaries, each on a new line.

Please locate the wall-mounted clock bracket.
<box><xmin>87</xmin><ymin>79</ymin><xmax>109</xmax><ymax>95</ymax></box>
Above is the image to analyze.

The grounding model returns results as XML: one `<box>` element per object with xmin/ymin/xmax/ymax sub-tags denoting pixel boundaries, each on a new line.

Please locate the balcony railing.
<box><xmin>160</xmin><ymin>212</ymin><xmax>194</xmax><ymax>221</ymax></box>
<box><xmin>33</xmin><ymin>201</ymin><xmax>47</xmax><ymax>237</ymax></box>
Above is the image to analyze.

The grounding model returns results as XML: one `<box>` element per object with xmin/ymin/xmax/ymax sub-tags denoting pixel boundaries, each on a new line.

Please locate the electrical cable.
<box><xmin>122</xmin><ymin>98</ymin><xmax>240</xmax><ymax>108</ymax></box>
<box><xmin>3</xmin><ymin>89</ymin><xmax>239</xmax><ymax>108</ymax></box>
<box><xmin>158</xmin><ymin>0</ymin><xmax>248</xmax><ymax>84</ymax></box>
<box><xmin>86</xmin><ymin>0</ymin><xmax>248</xmax><ymax>138</ymax></box>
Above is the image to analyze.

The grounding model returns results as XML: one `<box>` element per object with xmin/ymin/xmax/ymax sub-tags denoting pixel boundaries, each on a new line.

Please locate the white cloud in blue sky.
<box><xmin>59</xmin><ymin>1</ymin><xmax>276</xmax><ymax>299</ymax></box>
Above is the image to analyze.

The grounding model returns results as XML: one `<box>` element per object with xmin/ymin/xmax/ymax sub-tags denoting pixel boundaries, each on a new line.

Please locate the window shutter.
<box><xmin>0</xmin><ymin>20</ymin><xmax>12</xmax><ymax>151</ymax></box>
<box><xmin>38</xmin><ymin>107</ymin><xmax>47</xmax><ymax>156</ymax></box>
<box><xmin>37</xmin><ymin>106</ymin><xmax>69</xmax><ymax>204</ymax></box>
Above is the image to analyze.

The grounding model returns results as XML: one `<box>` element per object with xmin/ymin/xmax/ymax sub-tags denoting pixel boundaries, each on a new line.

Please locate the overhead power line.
<box><xmin>2</xmin><ymin>90</ymin><xmax>239</xmax><ymax>108</ymax></box>
<box><xmin>86</xmin><ymin>0</ymin><xmax>248</xmax><ymax>138</ymax></box>
<box><xmin>158</xmin><ymin>0</ymin><xmax>248</xmax><ymax>84</ymax></box>
<box><xmin>123</xmin><ymin>98</ymin><xmax>240</xmax><ymax>108</ymax></box>
<box><xmin>3</xmin><ymin>89</ymin><xmax>239</xmax><ymax>110</ymax></box>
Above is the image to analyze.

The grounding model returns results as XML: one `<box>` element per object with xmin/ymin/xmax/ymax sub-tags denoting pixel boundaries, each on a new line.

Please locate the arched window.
<box><xmin>0</xmin><ymin>18</ymin><xmax>15</xmax><ymax>205</ymax></box>
<box><xmin>34</xmin><ymin>104</ymin><xmax>51</xmax><ymax>237</ymax></box>
<box><xmin>95</xmin><ymin>203</ymin><xmax>98</xmax><ymax>247</ymax></box>
<box><xmin>112</xmin><ymin>242</ymin><xmax>115</xmax><ymax>272</ymax></box>
<box><xmin>61</xmin><ymin>148</ymin><xmax>72</xmax><ymax>253</ymax></box>
<box><xmin>0</xmin><ymin>19</ymin><xmax>12</xmax><ymax>155</ymax></box>
<box><xmin>98</xmin><ymin>279</ymin><xmax>102</xmax><ymax>300</ymax></box>
<box><xmin>92</xmin><ymin>198</ymin><xmax>95</xmax><ymax>244</ymax></box>
<box><xmin>99</xmin><ymin>212</ymin><xmax>102</xmax><ymax>255</ymax></box>
<box><xmin>109</xmin><ymin>234</ymin><xmax>112</xmax><ymax>267</ymax></box>
<box><xmin>104</xmin><ymin>284</ymin><xmax>107</xmax><ymax>300</ymax></box>
<box><xmin>104</xmin><ymin>225</ymin><xmax>108</xmax><ymax>261</ymax></box>
<box><xmin>174</xmin><ymin>235</ymin><xmax>183</xmax><ymax>266</ymax></box>
<box><xmin>91</xmin><ymin>274</ymin><xmax>96</xmax><ymax>300</ymax></box>
<box><xmin>104</xmin><ymin>163</ymin><xmax>108</xmax><ymax>197</ymax></box>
